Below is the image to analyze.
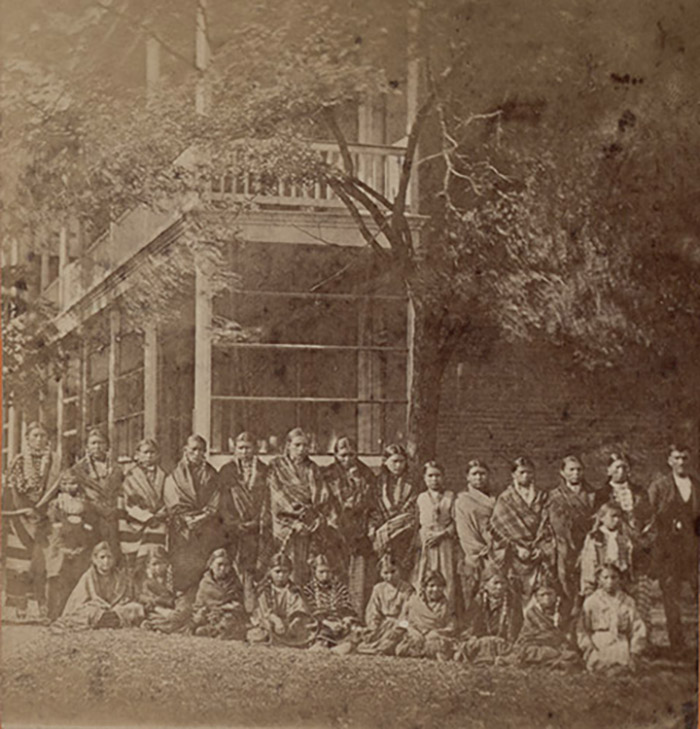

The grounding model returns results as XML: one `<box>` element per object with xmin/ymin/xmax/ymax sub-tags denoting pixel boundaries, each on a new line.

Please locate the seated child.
<box><xmin>577</xmin><ymin>564</ymin><xmax>646</xmax><ymax>672</ymax></box>
<box><xmin>394</xmin><ymin>569</ymin><xmax>457</xmax><ymax>660</ymax></box>
<box><xmin>139</xmin><ymin>546</ymin><xmax>192</xmax><ymax>634</ymax></box>
<box><xmin>52</xmin><ymin>541</ymin><xmax>144</xmax><ymax>631</ymax></box>
<box><xmin>457</xmin><ymin>562</ymin><xmax>523</xmax><ymax>664</ymax></box>
<box><xmin>509</xmin><ymin>575</ymin><xmax>580</xmax><ymax>670</ymax></box>
<box><xmin>356</xmin><ymin>552</ymin><xmax>414</xmax><ymax>656</ymax></box>
<box><xmin>45</xmin><ymin>474</ymin><xmax>99</xmax><ymax>621</ymax></box>
<box><xmin>580</xmin><ymin>502</ymin><xmax>634</xmax><ymax>597</ymax></box>
<box><xmin>303</xmin><ymin>554</ymin><xmax>359</xmax><ymax>649</ymax></box>
<box><xmin>247</xmin><ymin>551</ymin><xmax>315</xmax><ymax>647</ymax></box>
<box><xmin>192</xmin><ymin>548</ymin><xmax>247</xmax><ymax>639</ymax></box>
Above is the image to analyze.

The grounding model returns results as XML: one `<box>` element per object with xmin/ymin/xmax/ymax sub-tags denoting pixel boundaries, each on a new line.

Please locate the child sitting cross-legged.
<box><xmin>577</xmin><ymin>564</ymin><xmax>647</xmax><ymax>673</ymax></box>
<box><xmin>355</xmin><ymin>552</ymin><xmax>414</xmax><ymax>656</ymax></box>
<box><xmin>394</xmin><ymin>569</ymin><xmax>457</xmax><ymax>660</ymax></box>
<box><xmin>191</xmin><ymin>548</ymin><xmax>247</xmax><ymax>640</ymax></box>
<box><xmin>509</xmin><ymin>573</ymin><xmax>581</xmax><ymax>670</ymax></box>
<box><xmin>456</xmin><ymin>562</ymin><xmax>523</xmax><ymax>665</ymax></box>
<box><xmin>52</xmin><ymin>541</ymin><xmax>144</xmax><ymax>631</ymax></box>
<box><xmin>303</xmin><ymin>554</ymin><xmax>360</xmax><ymax>650</ymax></box>
<box><xmin>138</xmin><ymin>546</ymin><xmax>191</xmax><ymax>634</ymax></box>
<box><xmin>247</xmin><ymin>551</ymin><xmax>316</xmax><ymax>647</ymax></box>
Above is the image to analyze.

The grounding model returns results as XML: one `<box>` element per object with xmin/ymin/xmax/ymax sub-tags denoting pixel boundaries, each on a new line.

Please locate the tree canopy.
<box><xmin>3</xmin><ymin>0</ymin><xmax>699</xmax><ymax>455</ymax></box>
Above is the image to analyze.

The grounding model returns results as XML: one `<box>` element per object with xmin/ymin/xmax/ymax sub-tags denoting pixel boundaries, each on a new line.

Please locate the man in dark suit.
<box><xmin>648</xmin><ymin>444</ymin><xmax>699</xmax><ymax>653</ymax></box>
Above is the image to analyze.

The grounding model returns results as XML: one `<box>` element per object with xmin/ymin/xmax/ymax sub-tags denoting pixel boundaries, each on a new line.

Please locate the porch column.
<box><xmin>56</xmin><ymin>378</ymin><xmax>64</xmax><ymax>468</ymax></box>
<box><xmin>108</xmin><ymin>308</ymin><xmax>120</xmax><ymax>453</ymax></box>
<box><xmin>195</xmin><ymin>0</ymin><xmax>210</xmax><ymax>115</ymax></box>
<box><xmin>143</xmin><ymin>322</ymin><xmax>159</xmax><ymax>439</ymax></box>
<box><xmin>57</xmin><ymin>225</ymin><xmax>68</xmax><ymax>309</ymax></box>
<box><xmin>193</xmin><ymin>266</ymin><xmax>212</xmax><ymax>444</ymax></box>
<box><xmin>40</xmin><ymin>253</ymin><xmax>50</xmax><ymax>291</ymax></box>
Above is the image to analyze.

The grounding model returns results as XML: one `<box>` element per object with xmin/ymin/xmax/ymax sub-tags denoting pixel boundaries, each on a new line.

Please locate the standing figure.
<box><xmin>302</xmin><ymin>553</ymin><xmax>358</xmax><ymax>649</ymax></box>
<box><xmin>2</xmin><ymin>422</ymin><xmax>58</xmax><ymax>620</ymax></box>
<box><xmin>164</xmin><ymin>435</ymin><xmax>223</xmax><ymax>596</ymax></box>
<box><xmin>53</xmin><ymin>541</ymin><xmax>144</xmax><ymax>631</ymax></box>
<box><xmin>648</xmin><ymin>444</ymin><xmax>699</xmax><ymax>653</ymax></box>
<box><xmin>547</xmin><ymin>456</ymin><xmax>597</xmax><ymax>619</ymax></box>
<box><xmin>118</xmin><ymin>438</ymin><xmax>168</xmax><ymax>578</ymax></box>
<box><xmin>577</xmin><ymin>565</ymin><xmax>647</xmax><ymax>672</ymax></box>
<box><xmin>323</xmin><ymin>436</ymin><xmax>377</xmax><ymax>614</ymax></box>
<box><xmin>71</xmin><ymin>429</ymin><xmax>123</xmax><ymax>559</ymax></box>
<box><xmin>595</xmin><ymin>453</ymin><xmax>656</xmax><ymax>628</ymax></box>
<box><xmin>45</xmin><ymin>474</ymin><xmax>99</xmax><ymax>620</ymax></box>
<box><xmin>262</xmin><ymin>428</ymin><xmax>333</xmax><ymax>586</ymax></box>
<box><xmin>414</xmin><ymin>462</ymin><xmax>457</xmax><ymax>609</ymax></box>
<box><xmin>490</xmin><ymin>456</ymin><xmax>556</xmax><ymax>607</ymax></box>
<box><xmin>219</xmin><ymin>432</ymin><xmax>268</xmax><ymax>612</ymax></box>
<box><xmin>580</xmin><ymin>502</ymin><xmax>634</xmax><ymax>597</ymax></box>
<box><xmin>369</xmin><ymin>444</ymin><xmax>419</xmax><ymax>580</ymax></box>
<box><xmin>454</xmin><ymin>459</ymin><xmax>495</xmax><ymax>616</ymax></box>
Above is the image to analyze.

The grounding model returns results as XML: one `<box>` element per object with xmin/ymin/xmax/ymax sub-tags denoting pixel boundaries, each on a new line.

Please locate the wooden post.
<box><xmin>40</xmin><ymin>253</ymin><xmax>50</xmax><ymax>291</ymax></box>
<box><xmin>143</xmin><ymin>322</ymin><xmax>159</xmax><ymax>439</ymax></box>
<box><xmin>56</xmin><ymin>377</ymin><xmax>65</xmax><ymax>468</ymax></box>
<box><xmin>195</xmin><ymin>0</ymin><xmax>210</xmax><ymax>115</ymax></box>
<box><xmin>405</xmin><ymin>298</ymin><xmax>415</xmax><ymax>438</ymax></box>
<box><xmin>193</xmin><ymin>266</ymin><xmax>212</xmax><ymax>445</ymax></box>
<box><xmin>108</xmin><ymin>308</ymin><xmax>120</xmax><ymax>454</ymax></box>
<box><xmin>58</xmin><ymin>225</ymin><xmax>68</xmax><ymax>309</ymax></box>
<box><xmin>406</xmin><ymin>2</ymin><xmax>420</xmax><ymax>209</ymax></box>
<box><xmin>146</xmin><ymin>36</ymin><xmax>161</xmax><ymax>105</ymax></box>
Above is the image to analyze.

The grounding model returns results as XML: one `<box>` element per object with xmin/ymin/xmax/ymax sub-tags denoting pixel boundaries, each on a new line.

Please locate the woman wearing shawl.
<box><xmin>593</xmin><ymin>453</ymin><xmax>655</xmax><ymax>627</ymax></box>
<box><xmin>490</xmin><ymin>456</ymin><xmax>555</xmax><ymax>607</ymax></box>
<box><xmin>192</xmin><ymin>548</ymin><xmax>247</xmax><ymax>639</ymax></box>
<box><xmin>139</xmin><ymin>546</ymin><xmax>192</xmax><ymax>634</ymax></box>
<box><xmin>457</xmin><ymin>562</ymin><xmax>522</xmax><ymax>664</ymax></box>
<box><xmin>118</xmin><ymin>438</ymin><xmax>168</xmax><ymax>577</ymax></box>
<box><xmin>53</xmin><ymin>541</ymin><xmax>144</xmax><ymax>630</ymax></box>
<box><xmin>248</xmin><ymin>551</ymin><xmax>315</xmax><ymax>647</ymax></box>
<box><xmin>454</xmin><ymin>459</ymin><xmax>495</xmax><ymax>616</ymax></box>
<box><xmin>546</xmin><ymin>456</ymin><xmax>597</xmax><ymax>620</ymax></box>
<box><xmin>395</xmin><ymin>569</ymin><xmax>457</xmax><ymax>660</ymax></box>
<box><xmin>2</xmin><ymin>422</ymin><xmax>59</xmax><ymax>620</ymax></box>
<box><xmin>303</xmin><ymin>553</ymin><xmax>358</xmax><ymax>648</ymax></box>
<box><xmin>261</xmin><ymin>428</ymin><xmax>334</xmax><ymax>586</ymax></box>
<box><xmin>322</xmin><ymin>436</ymin><xmax>377</xmax><ymax>614</ymax></box>
<box><xmin>218</xmin><ymin>432</ymin><xmax>268</xmax><ymax>612</ymax></box>
<box><xmin>70</xmin><ymin>429</ymin><xmax>123</xmax><ymax>559</ymax></box>
<box><xmin>164</xmin><ymin>434</ymin><xmax>223</xmax><ymax>595</ymax></box>
<box><xmin>414</xmin><ymin>462</ymin><xmax>458</xmax><ymax>610</ymax></box>
<box><xmin>369</xmin><ymin>444</ymin><xmax>418</xmax><ymax>579</ymax></box>
<box><xmin>509</xmin><ymin>574</ymin><xmax>580</xmax><ymax>669</ymax></box>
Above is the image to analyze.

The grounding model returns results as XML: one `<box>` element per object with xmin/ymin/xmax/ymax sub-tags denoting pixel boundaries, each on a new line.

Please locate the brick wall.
<box><xmin>434</xmin><ymin>337</ymin><xmax>699</xmax><ymax>494</ymax></box>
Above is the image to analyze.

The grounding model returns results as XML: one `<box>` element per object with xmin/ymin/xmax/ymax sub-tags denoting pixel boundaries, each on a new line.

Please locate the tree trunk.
<box><xmin>405</xmin><ymin>298</ymin><xmax>456</xmax><ymax>467</ymax></box>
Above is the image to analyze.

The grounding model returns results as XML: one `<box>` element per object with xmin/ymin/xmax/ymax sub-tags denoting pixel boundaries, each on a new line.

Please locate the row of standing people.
<box><xmin>3</xmin><ymin>423</ymin><xmax>698</xmax><ymax>659</ymax></box>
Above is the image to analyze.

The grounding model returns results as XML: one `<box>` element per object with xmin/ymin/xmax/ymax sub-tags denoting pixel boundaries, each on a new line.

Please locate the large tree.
<box><xmin>3</xmin><ymin>0</ymin><xmax>699</xmax><ymax>460</ymax></box>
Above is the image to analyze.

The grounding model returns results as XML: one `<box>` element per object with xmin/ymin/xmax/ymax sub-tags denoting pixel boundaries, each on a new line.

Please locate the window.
<box><xmin>211</xmin><ymin>242</ymin><xmax>408</xmax><ymax>455</ymax></box>
<box><xmin>86</xmin><ymin>345</ymin><xmax>108</xmax><ymax>437</ymax></box>
<box><xmin>114</xmin><ymin>331</ymin><xmax>144</xmax><ymax>459</ymax></box>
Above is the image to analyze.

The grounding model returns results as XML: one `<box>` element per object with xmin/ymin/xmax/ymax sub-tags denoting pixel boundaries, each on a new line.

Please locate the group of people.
<box><xmin>2</xmin><ymin>422</ymin><xmax>698</xmax><ymax>672</ymax></box>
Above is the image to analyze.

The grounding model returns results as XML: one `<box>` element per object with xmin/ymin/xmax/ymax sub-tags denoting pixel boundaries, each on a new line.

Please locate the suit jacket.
<box><xmin>648</xmin><ymin>472</ymin><xmax>699</xmax><ymax>573</ymax></box>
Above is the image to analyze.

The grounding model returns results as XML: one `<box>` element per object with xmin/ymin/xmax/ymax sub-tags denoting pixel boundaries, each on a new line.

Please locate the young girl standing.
<box><xmin>414</xmin><ymin>462</ymin><xmax>457</xmax><ymax>609</ymax></box>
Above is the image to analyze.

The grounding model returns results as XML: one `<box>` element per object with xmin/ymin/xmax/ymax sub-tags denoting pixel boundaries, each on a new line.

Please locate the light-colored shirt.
<box><xmin>515</xmin><ymin>484</ymin><xmax>536</xmax><ymax>507</ymax></box>
<box><xmin>673</xmin><ymin>474</ymin><xmax>692</xmax><ymax>503</ymax></box>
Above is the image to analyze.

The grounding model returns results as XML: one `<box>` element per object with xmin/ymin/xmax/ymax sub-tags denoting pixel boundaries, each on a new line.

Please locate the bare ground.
<box><xmin>0</xmin><ymin>625</ymin><xmax>697</xmax><ymax>729</ymax></box>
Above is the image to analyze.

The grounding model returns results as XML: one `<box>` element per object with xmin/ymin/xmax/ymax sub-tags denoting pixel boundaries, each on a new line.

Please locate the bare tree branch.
<box><xmin>322</xmin><ymin>106</ymin><xmax>354</xmax><ymax>176</ymax></box>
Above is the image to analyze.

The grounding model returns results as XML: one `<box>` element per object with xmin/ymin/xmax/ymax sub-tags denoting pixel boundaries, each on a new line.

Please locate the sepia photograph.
<box><xmin>1</xmin><ymin>1</ymin><xmax>698</xmax><ymax>728</ymax></box>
